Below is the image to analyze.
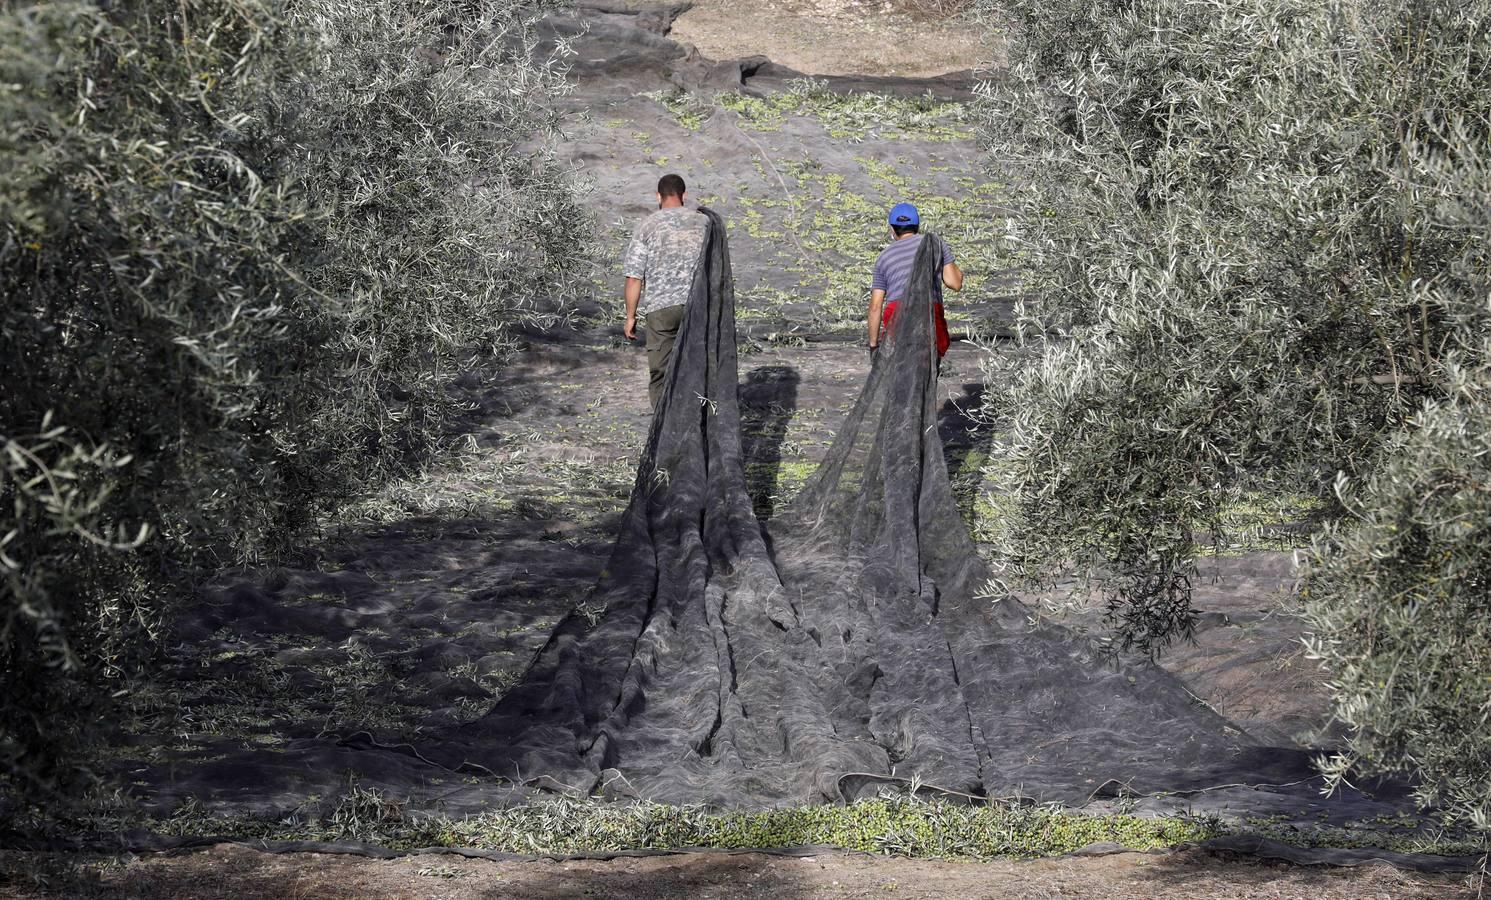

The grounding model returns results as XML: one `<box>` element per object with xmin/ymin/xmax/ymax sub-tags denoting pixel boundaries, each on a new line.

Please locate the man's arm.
<box><xmin>867</xmin><ymin>288</ymin><xmax>886</xmax><ymax>349</ymax></box>
<box><xmin>942</xmin><ymin>262</ymin><xmax>964</xmax><ymax>292</ymax></box>
<box><xmin>623</xmin><ymin>276</ymin><xmax>643</xmax><ymax>340</ymax></box>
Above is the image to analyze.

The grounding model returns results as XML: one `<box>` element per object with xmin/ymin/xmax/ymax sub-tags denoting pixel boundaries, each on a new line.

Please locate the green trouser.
<box><xmin>645</xmin><ymin>304</ymin><xmax>686</xmax><ymax>409</ymax></box>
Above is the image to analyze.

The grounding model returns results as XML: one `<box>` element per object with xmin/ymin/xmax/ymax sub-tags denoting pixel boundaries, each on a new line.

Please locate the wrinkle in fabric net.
<box><xmin>430</xmin><ymin>209</ymin><xmax>1301</xmax><ymax>808</ymax></box>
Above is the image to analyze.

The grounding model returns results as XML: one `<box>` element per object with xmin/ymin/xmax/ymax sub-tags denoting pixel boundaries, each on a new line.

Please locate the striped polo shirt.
<box><xmin>871</xmin><ymin>234</ymin><xmax>954</xmax><ymax>303</ymax></box>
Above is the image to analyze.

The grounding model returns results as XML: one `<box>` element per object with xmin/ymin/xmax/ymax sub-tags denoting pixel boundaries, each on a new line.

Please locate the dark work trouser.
<box><xmin>644</xmin><ymin>304</ymin><xmax>685</xmax><ymax>409</ymax></box>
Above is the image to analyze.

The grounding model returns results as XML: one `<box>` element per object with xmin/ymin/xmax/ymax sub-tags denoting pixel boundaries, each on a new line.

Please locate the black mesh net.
<box><xmin>419</xmin><ymin>210</ymin><xmax>1319</xmax><ymax>809</ymax></box>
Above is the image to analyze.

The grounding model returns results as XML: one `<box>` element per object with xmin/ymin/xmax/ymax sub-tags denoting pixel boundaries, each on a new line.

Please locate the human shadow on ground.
<box><xmin>739</xmin><ymin>365</ymin><xmax>801</xmax><ymax>522</ymax></box>
<box><xmin>937</xmin><ymin>381</ymin><xmax>996</xmax><ymax>526</ymax></box>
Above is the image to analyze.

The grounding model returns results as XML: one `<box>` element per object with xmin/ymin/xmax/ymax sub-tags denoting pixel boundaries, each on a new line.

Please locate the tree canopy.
<box><xmin>980</xmin><ymin>0</ymin><xmax>1490</xmax><ymax>827</ymax></box>
<box><xmin>0</xmin><ymin>0</ymin><xmax>585</xmax><ymax>795</ymax></box>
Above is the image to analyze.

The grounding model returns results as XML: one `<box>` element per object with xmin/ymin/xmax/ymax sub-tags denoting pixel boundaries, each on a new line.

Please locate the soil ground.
<box><xmin>671</xmin><ymin>0</ymin><xmax>992</xmax><ymax>77</ymax></box>
<box><xmin>2</xmin><ymin>2</ymin><xmax>1477</xmax><ymax>898</ymax></box>
<box><xmin>1</xmin><ymin>844</ymin><xmax>1472</xmax><ymax>898</ymax></box>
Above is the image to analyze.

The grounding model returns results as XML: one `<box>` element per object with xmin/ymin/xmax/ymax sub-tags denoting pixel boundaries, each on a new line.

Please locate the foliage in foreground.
<box><xmin>30</xmin><ymin>788</ymin><xmax>1486</xmax><ymax>861</ymax></box>
<box><xmin>978</xmin><ymin>0</ymin><xmax>1489</xmax><ymax>828</ymax></box>
<box><xmin>0</xmin><ymin>0</ymin><xmax>584</xmax><ymax>796</ymax></box>
<box><xmin>1302</xmin><ymin>130</ymin><xmax>1491</xmax><ymax>829</ymax></box>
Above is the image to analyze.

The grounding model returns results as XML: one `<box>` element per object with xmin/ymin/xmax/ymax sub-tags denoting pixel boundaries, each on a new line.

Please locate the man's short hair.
<box><xmin>658</xmin><ymin>174</ymin><xmax>686</xmax><ymax>199</ymax></box>
<box><xmin>892</xmin><ymin>223</ymin><xmax>920</xmax><ymax>236</ymax></box>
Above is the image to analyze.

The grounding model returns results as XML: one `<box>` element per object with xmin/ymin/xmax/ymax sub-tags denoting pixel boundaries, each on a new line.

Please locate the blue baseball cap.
<box><xmin>888</xmin><ymin>202</ymin><xmax>920</xmax><ymax>227</ymax></box>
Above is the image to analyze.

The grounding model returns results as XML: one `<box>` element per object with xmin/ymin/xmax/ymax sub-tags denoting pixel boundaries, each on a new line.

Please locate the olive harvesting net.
<box><xmin>417</xmin><ymin>210</ymin><xmax>1329</xmax><ymax>810</ymax></box>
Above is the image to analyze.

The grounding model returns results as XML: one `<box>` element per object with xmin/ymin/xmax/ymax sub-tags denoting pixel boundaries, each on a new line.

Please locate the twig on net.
<box><xmin>1081</xmin><ymin>774</ymin><xmax>1327</xmax><ymax>807</ymax></box>
<box><xmin>339</xmin><ymin>730</ymin><xmax>501</xmax><ymax>779</ymax></box>
<box><xmin>834</xmin><ymin>771</ymin><xmax>1034</xmax><ymax>806</ymax></box>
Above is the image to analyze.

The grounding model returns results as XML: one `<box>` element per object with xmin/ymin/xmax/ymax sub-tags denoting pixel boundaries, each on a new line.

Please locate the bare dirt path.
<box><xmin>671</xmin><ymin>0</ymin><xmax>992</xmax><ymax>77</ymax></box>
<box><xmin>2</xmin><ymin>844</ymin><xmax>1471</xmax><ymax>898</ymax></box>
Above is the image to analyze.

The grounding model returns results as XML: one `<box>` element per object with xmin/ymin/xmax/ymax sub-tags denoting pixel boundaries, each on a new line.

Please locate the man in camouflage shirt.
<box><xmin>623</xmin><ymin>173</ymin><xmax>709</xmax><ymax>409</ymax></box>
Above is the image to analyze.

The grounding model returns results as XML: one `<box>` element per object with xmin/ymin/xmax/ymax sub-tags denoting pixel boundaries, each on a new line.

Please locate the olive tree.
<box><xmin>1302</xmin><ymin>124</ymin><xmax>1491</xmax><ymax>828</ymax></box>
<box><xmin>1</xmin><ymin>0</ymin><xmax>585</xmax><ymax>794</ymax></box>
<box><xmin>978</xmin><ymin>0</ymin><xmax>1489</xmax><ymax>826</ymax></box>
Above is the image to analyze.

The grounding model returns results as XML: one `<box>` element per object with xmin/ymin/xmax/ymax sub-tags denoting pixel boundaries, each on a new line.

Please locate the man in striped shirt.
<box><xmin>867</xmin><ymin>202</ymin><xmax>963</xmax><ymax>359</ymax></box>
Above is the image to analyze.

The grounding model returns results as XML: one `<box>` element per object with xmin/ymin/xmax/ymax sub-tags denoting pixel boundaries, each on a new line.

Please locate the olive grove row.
<box><xmin>980</xmin><ymin>0</ymin><xmax>1490</xmax><ymax>829</ymax></box>
<box><xmin>0</xmin><ymin>0</ymin><xmax>586</xmax><ymax>795</ymax></box>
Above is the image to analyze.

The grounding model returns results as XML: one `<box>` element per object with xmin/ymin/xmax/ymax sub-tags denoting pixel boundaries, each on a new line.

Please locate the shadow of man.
<box><xmin>739</xmin><ymin>364</ymin><xmax>801</xmax><ymax>522</ymax></box>
<box><xmin>937</xmin><ymin>381</ymin><xmax>995</xmax><ymax>526</ymax></box>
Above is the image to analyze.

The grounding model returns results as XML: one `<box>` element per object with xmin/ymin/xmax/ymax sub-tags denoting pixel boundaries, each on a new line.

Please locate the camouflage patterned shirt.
<box><xmin>623</xmin><ymin>206</ymin><xmax>708</xmax><ymax>315</ymax></box>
